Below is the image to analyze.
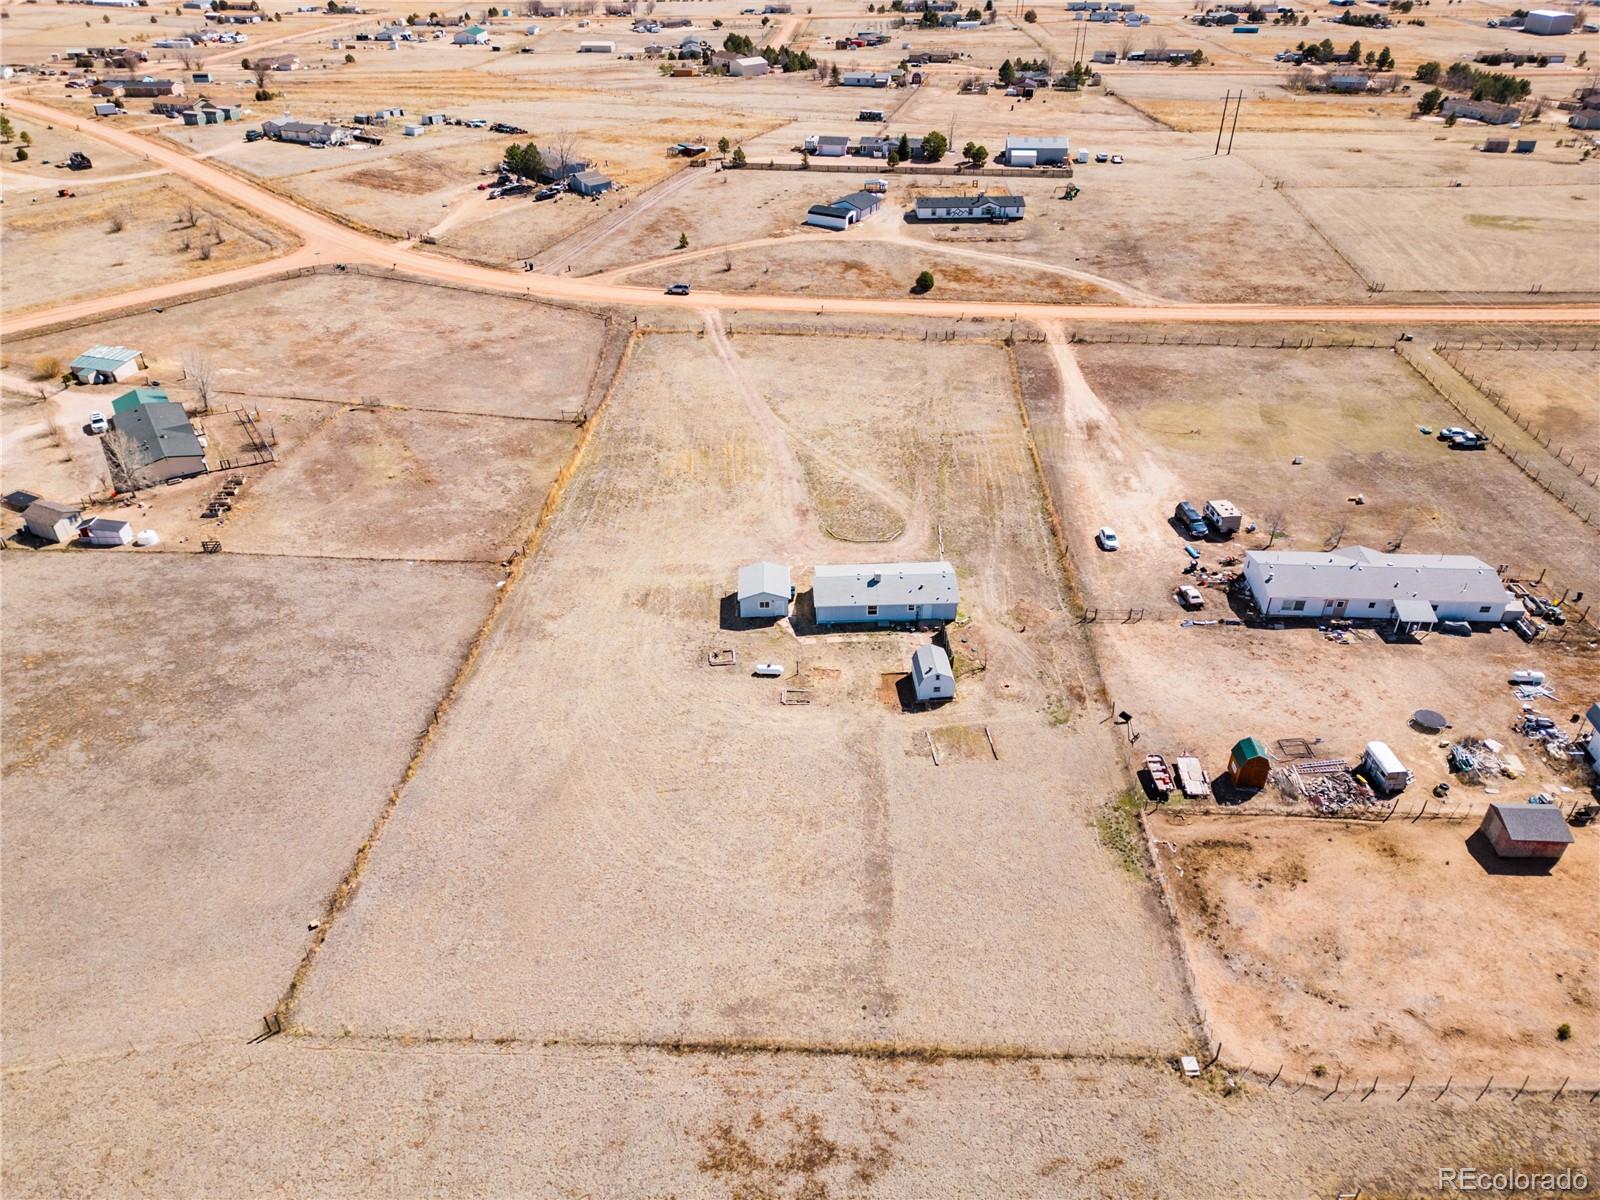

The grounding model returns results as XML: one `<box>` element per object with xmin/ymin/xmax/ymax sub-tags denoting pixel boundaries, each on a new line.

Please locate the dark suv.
<box><xmin>1174</xmin><ymin>500</ymin><xmax>1208</xmax><ymax>538</ymax></box>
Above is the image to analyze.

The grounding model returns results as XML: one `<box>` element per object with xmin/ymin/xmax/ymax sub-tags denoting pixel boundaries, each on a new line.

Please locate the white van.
<box><xmin>1361</xmin><ymin>741</ymin><xmax>1412</xmax><ymax>795</ymax></box>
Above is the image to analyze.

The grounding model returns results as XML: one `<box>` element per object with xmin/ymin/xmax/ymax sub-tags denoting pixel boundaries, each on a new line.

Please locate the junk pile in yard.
<box><xmin>1515</xmin><ymin>708</ymin><xmax>1589</xmax><ymax>765</ymax></box>
<box><xmin>1445</xmin><ymin>736</ymin><xmax>1513</xmax><ymax>785</ymax></box>
<box><xmin>1271</xmin><ymin>758</ymin><xmax>1378</xmax><ymax>813</ymax></box>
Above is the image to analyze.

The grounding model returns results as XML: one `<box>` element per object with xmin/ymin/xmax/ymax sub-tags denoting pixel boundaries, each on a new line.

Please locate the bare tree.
<box><xmin>1147</xmin><ymin>32</ymin><xmax>1168</xmax><ymax>58</ymax></box>
<box><xmin>102</xmin><ymin>426</ymin><xmax>155</xmax><ymax>491</ymax></box>
<box><xmin>107</xmin><ymin>207</ymin><xmax>129</xmax><ymax>233</ymax></box>
<box><xmin>183</xmin><ymin>349</ymin><xmax>218</xmax><ymax>414</ymax></box>
<box><xmin>176</xmin><ymin>45</ymin><xmax>200</xmax><ymax>71</ymax></box>
<box><xmin>179</xmin><ymin>201</ymin><xmax>200</xmax><ymax>228</ymax></box>
<box><xmin>1263</xmin><ymin>511</ymin><xmax>1287</xmax><ymax>548</ymax></box>
<box><xmin>550</xmin><ymin>126</ymin><xmax>579</xmax><ymax>173</ymax></box>
<box><xmin>1286</xmin><ymin>65</ymin><xmax>1315</xmax><ymax>92</ymax></box>
<box><xmin>1116</xmin><ymin>32</ymin><xmax>1134</xmax><ymax>59</ymax></box>
<box><xmin>251</xmin><ymin>61</ymin><xmax>271</xmax><ymax>92</ymax></box>
<box><xmin>197</xmin><ymin>241</ymin><xmax>213</xmax><ymax>261</ymax></box>
<box><xmin>1323</xmin><ymin>519</ymin><xmax>1347</xmax><ymax>551</ymax></box>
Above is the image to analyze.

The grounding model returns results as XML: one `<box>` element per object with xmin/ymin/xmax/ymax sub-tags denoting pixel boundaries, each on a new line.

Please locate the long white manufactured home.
<box><xmin>812</xmin><ymin>561</ymin><xmax>958</xmax><ymax>625</ymax></box>
<box><xmin>1242</xmin><ymin>547</ymin><xmax>1514</xmax><ymax>628</ymax></box>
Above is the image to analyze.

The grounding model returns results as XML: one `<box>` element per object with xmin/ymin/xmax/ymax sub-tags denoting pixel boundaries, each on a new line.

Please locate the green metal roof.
<box><xmin>111</xmin><ymin>387</ymin><xmax>169</xmax><ymax>415</ymax></box>
<box><xmin>1231</xmin><ymin>736</ymin><xmax>1268</xmax><ymax>763</ymax></box>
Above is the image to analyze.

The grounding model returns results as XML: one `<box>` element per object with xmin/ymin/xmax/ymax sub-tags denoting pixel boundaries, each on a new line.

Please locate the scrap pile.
<box><xmin>1445</xmin><ymin>736</ymin><xmax>1509</xmax><ymax>784</ymax></box>
<box><xmin>1514</xmin><ymin>709</ymin><xmax>1588</xmax><ymax>764</ymax></box>
<box><xmin>1271</xmin><ymin>758</ymin><xmax>1377</xmax><ymax>813</ymax></box>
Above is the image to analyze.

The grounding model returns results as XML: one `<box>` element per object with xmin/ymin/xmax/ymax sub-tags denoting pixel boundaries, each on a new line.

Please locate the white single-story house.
<box><xmin>578</xmin><ymin>39</ymin><xmax>615</xmax><ymax>52</ymax></box>
<box><xmin>912</xmin><ymin>192</ymin><xmax>1024</xmax><ymax>222</ymax></box>
<box><xmin>841</xmin><ymin>70</ymin><xmax>890</xmax><ymax>86</ymax></box>
<box><xmin>1003</xmin><ymin>134</ymin><xmax>1069</xmax><ymax>164</ymax></box>
<box><xmin>453</xmin><ymin>24</ymin><xmax>490</xmax><ymax>43</ymax></box>
<box><xmin>737</xmin><ymin>560</ymin><xmax>793</xmax><ymax>618</ymax></box>
<box><xmin>728</xmin><ymin>55</ymin><xmax>771</xmax><ymax>76</ymax></box>
<box><xmin>910</xmin><ymin>643</ymin><xmax>954</xmax><ymax>702</ymax></box>
<box><xmin>262</xmin><ymin>119</ymin><xmax>353</xmax><ymax>146</ymax></box>
<box><xmin>1242</xmin><ymin>547</ymin><xmax>1515</xmax><ymax>628</ymax></box>
<box><xmin>23</xmin><ymin>499</ymin><xmax>82</xmax><ymax>544</ymax></box>
<box><xmin>70</xmin><ymin>344</ymin><xmax>145</xmax><ymax>384</ymax></box>
<box><xmin>812</xmin><ymin>561</ymin><xmax>959</xmax><ymax>625</ymax></box>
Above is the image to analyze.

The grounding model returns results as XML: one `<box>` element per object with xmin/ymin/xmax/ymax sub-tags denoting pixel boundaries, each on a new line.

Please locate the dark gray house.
<box><xmin>109</xmin><ymin>401</ymin><xmax>207</xmax><ymax>486</ymax></box>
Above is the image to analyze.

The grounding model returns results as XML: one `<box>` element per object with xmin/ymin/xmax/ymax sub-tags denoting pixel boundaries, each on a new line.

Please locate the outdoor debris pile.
<box><xmin>1445</xmin><ymin>736</ymin><xmax>1518</xmax><ymax>784</ymax></box>
<box><xmin>1271</xmin><ymin>758</ymin><xmax>1377</xmax><ymax>813</ymax></box>
<box><xmin>1514</xmin><ymin>709</ymin><xmax>1589</xmax><ymax>764</ymax></box>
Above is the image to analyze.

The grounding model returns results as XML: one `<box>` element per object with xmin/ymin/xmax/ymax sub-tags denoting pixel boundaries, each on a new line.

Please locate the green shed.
<box><xmin>112</xmin><ymin>387</ymin><xmax>170</xmax><ymax>415</ymax></box>
<box><xmin>1228</xmin><ymin>736</ymin><xmax>1271</xmax><ymax>789</ymax></box>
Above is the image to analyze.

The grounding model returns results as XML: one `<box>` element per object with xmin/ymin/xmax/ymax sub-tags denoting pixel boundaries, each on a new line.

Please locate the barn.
<box><xmin>1478</xmin><ymin>802</ymin><xmax>1574</xmax><ymax>862</ymax></box>
<box><xmin>70</xmin><ymin>345</ymin><xmax>145</xmax><ymax>384</ymax></box>
<box><xmin>812</xmin><ymin>561</ymin><xmax>958</xmax><ymax>625</ymax></box>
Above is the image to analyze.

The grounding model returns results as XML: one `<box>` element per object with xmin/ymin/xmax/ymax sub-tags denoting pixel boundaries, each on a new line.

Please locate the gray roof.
<box><xmin>1245</xmin><ymin>547</ymin><xmax>1511</xmax><ymax>607</ymax></box>
<box><xmin>112</xmin><ymin>401</ymin><xmax>204</xmax><ymax>465</ymax></box>
<box><xmin>737</xmin><ymin>560</ymin><xmax>791</xmax><ymax>599</ymax></box>
<box><xmin>1489</xmin><ymin>802</ymin><xmax>1575</xmax><ymax>845</ymax></box>
<box><xmin>24</xmin><ymin>499</ymin><xmax>81</xmax><ymax>523</ymax></box>
<box><xmin>812</xmin><ymin>561</ymin><xmax>958</xmax><ymax>609</ymax></box>
<box><xmin>815</xmin><ymin>135</ymin><xmax>850</xmax><ymax>146</ymax></box>
<box><xmin>915</xmin><ymin>192</ymin><xmax>1023</xmax><ymax>208</ymax></box>
<box><xmin>808</xmin><ymin>204</ymin><xmax>853</xmax><ymax>218</ymax></box>
<box><xmin>836</xmin><ymin>191</ymin><xmax>880</xmax><ymax>210</ymax></box>
<box><xmin>570</xmin><ymin>169</ymin><xmax>611</xmax><ymax>186</ymax></box>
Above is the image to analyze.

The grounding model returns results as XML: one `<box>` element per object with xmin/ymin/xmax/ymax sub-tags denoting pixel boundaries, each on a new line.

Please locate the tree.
<box><xmin>829</xmin><ymin>61</ymin><xmax>840</xmax><ymax>83</ymax></box>
<box><xmin>921</xmin><ymin>129</ymin><xmax>947</xmax><ymax>161</ymax></box>
<box><xmin>998</xmin><ymin>57</ymin><xmax>1016</xmax><ymax>84</ymax></box>
<box><xmin>717</xmin><ymin>135</ymin><xmax>731</xmax><ymax>154</ymax></box>
<box><xmin>1023</xmin><ymin>7</ymin><xmax>1036</xmax><ymax>20</ymax></box>
<box><xmin>0</xmin><ymin>115</ymin><xmax>12</xmax><ymax>143</ymax></box>
<box><xmin>344</xmin><ymin>52</ymin><xmax>355</xmax><ymax>62</ymax></box>
<box><xmin>898</xmin><ymin>132</ymin><xmax>911</xmax><ymax>159</ymax></box>
<box><xmin>1189</xmin><ymin>48</ymin><xmax>1204</xmax><ymax>66</ymax></box>
<box><xmin>102</xmin><ymin>426</ymin><xmax>157</xmax><ymax>491</ymax></box>
<box><xmin>1375</xmin><ymin>46</ymin><xmax>1393</xmax><ymax>70</ymax></box>
<box><xmin>963</xmin><ymin>140</ymin><xmax>987</xmax><ymax>166</ymax></box>
<box><xmin>18</xmin><ymin>130</ymin><xmax>31</xmax><ymax>147</ymax></box>
<box><xmin>14</xmin><ymin>147</ymin><xmax>27</xmax><ymax>161</ymax></box>
<box><xmin>183</xmin><ymin>350</ymin><xmax>218</xmax><ymax>414</ymax></box>
<box><xmin>1416</xmin><ymin>86</ymin><xmax>1442</xmax><ymax>114</ymax></box>
<box><xmin>1578</xmin><ymin>50</ymin><xmax>1588</xmax><ymax>66</ymax></box>
<box><xmin>1346</xmin><ymin>39</ymin><xmax>1361</xmax><ymax>61</ymax></box>
<box><xmin>712</xmin><ymin>16</ymin><xmax>722</xmax><ymax>25</ymax></box>
<box><xmin>677</xmin><ymin>231</ymin><xmax>689</xmax><ymax>248</ymax></box>
<box><xmin>504</xmin><ymin>142</ymin><xmax>546</xmax><ymax>179</ymax></box>
<box><xmin>886</xmin><ymin>150</ymin><xmax>900</xmax><ymax>167</ymax></box>
<box><xmin>730</xmin><ymin>145</ymin><xmax>746</xmax><ymax>166</ymax></box>
<box><xmin>251</xmin><ymin>61</ymin><xmax>270</xmax><ymax>91</ymax></box>
<box><xmin>913</xmin><ymin>269</ymin><xmax>934</xmax><ymax>293</ymax></box>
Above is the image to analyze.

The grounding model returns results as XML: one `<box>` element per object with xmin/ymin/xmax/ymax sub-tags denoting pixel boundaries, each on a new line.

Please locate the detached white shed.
<box><xmin>23</xmin><ymin>499</ymin><xmax>81</xmax><ymax>544</ymax></box>
<box><xmin>737</xmin><ymin>560</ymin><xmax>792</xmax><ymax>618</ymax></box>
<box><xmin>910</xmin><ymin>643</ymin><xmax>954</xmax><ymax>702</ymax></box>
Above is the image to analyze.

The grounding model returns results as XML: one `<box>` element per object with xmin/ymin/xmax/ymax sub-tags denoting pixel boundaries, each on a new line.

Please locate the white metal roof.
<box><xmin>912</xmin><ymin>643</ymin><xmax>952</xmax><ymax>679</ymax></box>
<box><xmin>812</xmin><ymin>561</ymin><xmax>958</xmax><ymax>609</ymax></box>
<box><xmin>71</xmin><ymin>344</ymin><xmax>141</xmax><ymax>370</ymax></box>
<box><xmin>1246</xmin><ymin>547</ymin><xmax>1510</xmax><ymax>606</ymax></box>
<box><xmin>737</xmin><ymin>560</ymin><xmax>791</xmax><ymax>599</ymax></box>
<box><xmin>1005</xmin><ymin>135</ymin><xmax>1070</xmax><ymax>149</ymax></box>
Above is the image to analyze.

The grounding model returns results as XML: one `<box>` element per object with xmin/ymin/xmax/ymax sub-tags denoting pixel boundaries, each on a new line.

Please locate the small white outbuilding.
<box><xmin>737</xmin><ymin>561</ymin><xmax>792</xmax><ymax>618</ymax></box>
<box><xmin>910</xmin><ymin>643</ymin><xmax>954</xmax><ymax>702</ymax></box>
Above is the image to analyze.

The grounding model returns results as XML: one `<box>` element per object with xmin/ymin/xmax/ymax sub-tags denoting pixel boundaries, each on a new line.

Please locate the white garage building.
<box><xmin>736</xmin><ymin>561</ymin><xmax>793</xmax><ymax>618</ymax></box>
<box><xmin>812</xmin><ymin>561</ymin><xmax>959</xmax><ymax>625</ymax></box>
<box><xmin>1242</xmin><ymin>547</ymin><xmax>1515</xmax><ymax>628</ymax></box>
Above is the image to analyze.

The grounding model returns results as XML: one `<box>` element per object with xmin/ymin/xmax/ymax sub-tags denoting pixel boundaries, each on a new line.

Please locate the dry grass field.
<box><xmin>1153</xmin><ymin>813</ymin><xmax>1600</xmax><ymax>1083</ymax></box>
<box><xmin>3</xmin><ymin>0</ymin><xmax>1599</xmax><ymax>1187</ymax></box>
<box><xmin>0</xmin><ymin>553</ymin><xmax>497</xmax><ymax>1064</ymax></box>
<box><xmin>1</xmin><ymin>176</ymin><xmax>289</xmax><ymax>315</ymax></box>
<box><xmin>292</xmin><ymin>327</ymin><xmax>1192</xmax><ymax>1054</ymax></box>
<box><xmin>1438</xmin><ymin>347</ymin><xmax>1600</xmax><ymax>465</ymax></box>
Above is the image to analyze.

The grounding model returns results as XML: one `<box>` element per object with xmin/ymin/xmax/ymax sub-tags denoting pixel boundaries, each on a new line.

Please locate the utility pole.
<box><xmin>1226</xmin><ymin>90</ymin><xmax>1242</xmax><ymax>154</ymax></box>
<box><xmin>1214</xmin><ymin>90</ymin><xmax>1230</xmax><ymax>155</ymax></box>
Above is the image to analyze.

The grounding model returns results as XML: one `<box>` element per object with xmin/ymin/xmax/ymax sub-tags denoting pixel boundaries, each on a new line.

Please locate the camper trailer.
<box><xmin>1361</xmin><ymin>741</ymin><xmax>1412</xmax><ymax>795</ymax></box>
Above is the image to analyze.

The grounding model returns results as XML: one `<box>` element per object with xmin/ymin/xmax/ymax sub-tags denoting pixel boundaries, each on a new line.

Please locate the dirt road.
<box><xmin>4</xmin><ymin>94</ymin><xmax>1599</xmax><ymax>334</ymax></box>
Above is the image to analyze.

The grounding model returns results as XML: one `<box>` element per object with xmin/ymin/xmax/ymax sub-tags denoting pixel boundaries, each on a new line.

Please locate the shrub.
<box><xmin>1557</xmin><ymin>1023</ymin><xmax>1572</xmax><ymax>1041</ymax></box>
<box><xmin>32</xmin><ymin>355</ymin><xmax>63</xmax><ymax>380</ymax></box>
<box><xmin>14</xmin><ymin>147</ymin><xmax>26</xmax><ymax>161</ymax></box>
<box><xmin>912</xmin><ymin>269</ymin><xmax>934</xmax><ymax>293</ymax></box>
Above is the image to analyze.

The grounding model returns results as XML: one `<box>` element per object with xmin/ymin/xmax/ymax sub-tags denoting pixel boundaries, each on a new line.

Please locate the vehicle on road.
<box><xmin>666</xmin><ymin>282</ymin><xmax>692</xmax><ymax>296</ymax></box>
<box><xmin>1095</xmin><ymin>527</ymin><xmax>1119</xmax><ymax>551</ymax></box>
<box><xmin>87</xmin><ymin>411</ymin><xmax>108</xmax><ymax>435</ymax></box>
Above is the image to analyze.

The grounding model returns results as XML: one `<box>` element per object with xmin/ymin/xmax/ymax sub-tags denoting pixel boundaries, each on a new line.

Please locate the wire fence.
<box><xmin>1395</xmin><ymin>347</ymin><xmax>1598</xmax><ymax>529</ymax></box>
<box><xmin>1068</xmin><ymin>331</ymin><xmax>1393</xmax><ymax>349</ymax></box>
<box><xmin>1433</xmin><ymin>347</ymin><xmax>1600</xmax><ymax>489</ymax></box>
